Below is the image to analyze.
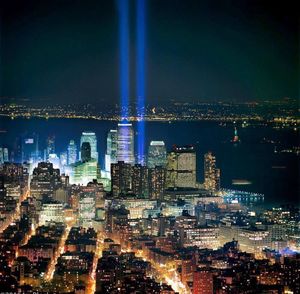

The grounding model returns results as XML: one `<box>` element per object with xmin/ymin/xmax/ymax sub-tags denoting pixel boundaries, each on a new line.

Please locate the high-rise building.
<box><xmin>0</xmin><ymin>148</ymin><xmax>3</xmax><ymax>164</ymax></box>
<box><xmin>67</xmin><ymin>140</ymin><xmax>77</xmax><ymax>165</ymax></box>
<box><xmin>132</xmin><ymin>164</ymin><xmax>149</xmax><ymax>198</ymax></box>
<box><xmin>70</xmin><ymin>160</ymin><xmax>98</xmax><ymax>186</ymax></box>
<box><xmin>78</xmin><ymin>197</ymin><xmax>95</xmax><ymax>228</ymax></box>
<box><xmin>48</xmin><ymin>153</ymin><xmax>60</xmax><ymax>169</ymax></box>
<box><xmin>204</xmin><ymin>152</ymin><xmax>220</xmax><ymax>192</ymax></box>
<box><xmin>105</xmin><ymin>130</ymin><xmax>118</xmax><ymax>172</ymax></box>
<box><xmin>40</xmin><ymin>201</ymin><xmax>64</xmax><ymax>225</ymax></box>
<box><xmin>117</xmin><ymin>122</ymin><xmax>134</xmax><ymax>165</ymax></box>
<box><xmin>111</xmin><ymin>161</ymin><xmax>132</xmax><ymax>197</ymax></box>
<box><xmin>165</xmin><ymin>146</ymin><xmax>196</xmax><ymax>189</ymax></box>
<box><xmin>60</xmin><ymin>152</ymin><xmax>68</xmax><ymax>167</ymax></box>
<box><xmin>81</xmin><ymin>142</ymin><xmax>91</xmax><ymax>162</ymax></box>
<box><xmin>149</xmin><ymin>166</ymin><xmax>166</xmax><ymax>200</ymax></box>
<box><xmin>80</xmin><ymin>132</ymin><xmax>98</xmax><ymax>162</ymax></box>
<box><xmin>81</xmin><ymin>180</ymin><xmax>105</xmax><ymax>209</ymax></box>
<box><xmin>0</xmin><ymin>147</ymin><xmax>9</xmax><ymax>164</ymax></box>
<box><xmin>181</xmin><ymin>257</ymin><xmax>194</xmax><ymax>285</ymax></box>
<box><xmin>30</xmin><ymin>162</ymin><xmax>62</xmax><ymax>200</ymax></box>
<box><xmin>0</xmin><ymin>163</ymin><xmax>29</xmax><ymax>194</ymax></box>
<box><xmin>147</xmin><ymin>141</ymin><xmax>167</xmax><ymax>168</ymax></box>
<box><xmin>46</xmin><ymin>135</ymin><xmax>55</xmax><ymax>159</ymax></box>
<box><xmin>22</xmin><ymin>134</ymin><xmax>39</xmax><ymax>163</ymax></box>
<box><xmin>11</xmin><ymin>136</ymin><xmax>22</xmax><ymax>163</ymax></box>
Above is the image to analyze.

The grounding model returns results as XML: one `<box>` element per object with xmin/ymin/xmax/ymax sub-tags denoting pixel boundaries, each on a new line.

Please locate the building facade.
<box><xmin>80</xmin><ymin>132</ymin><xmax>98</xmax><ymax>162</ymax></box>
<box><xmin>166</xmin><ymin>146</ymin><xmax>196</xmax><ymax>189</ymax></box>
<box><xmin>117</xmin><ymin>123</ymin><xmax>134</xmax><ymax>165</ymax></box>
<box><xmin>147</xmin><ymin>141</ymin><xmax>167</xmax><ymax>168</ymax></box>
<box><xmin>204</xmin><ymin>152</ymin><xmax>220</xmax><ymax>192</ymax></box>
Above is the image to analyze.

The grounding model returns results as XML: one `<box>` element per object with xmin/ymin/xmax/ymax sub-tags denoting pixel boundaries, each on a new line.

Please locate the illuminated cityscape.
<box><xmin>0</xmin><ymin>0</ymin><xmax>299</xmax><ymax>293</ymax></box>
<box><xmin>0</xmin><ymin>118</ymin><xmax>299</xmax><ymax>293</ymax></box>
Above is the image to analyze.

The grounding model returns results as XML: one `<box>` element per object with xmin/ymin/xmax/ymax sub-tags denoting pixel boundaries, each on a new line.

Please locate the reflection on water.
<box><xmin>1</xmin><ymin>118</ymin><xmax>299</xmax><ymax>205</ymax></box>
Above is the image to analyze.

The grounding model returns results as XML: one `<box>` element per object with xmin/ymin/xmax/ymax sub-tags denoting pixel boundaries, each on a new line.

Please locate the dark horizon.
<box><xmin>0</xmin><ymin>0</ymin><xmax>299</xmax><ymax>105</ymax></box>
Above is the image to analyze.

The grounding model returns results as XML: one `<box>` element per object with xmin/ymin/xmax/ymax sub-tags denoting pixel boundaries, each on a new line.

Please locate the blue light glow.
<box><xmin>117</xmin><ymin>0</ymin><xmax>130</xmax><ymax>120</ymax></box>
<box><xmin>136</xmin><ymin>0</ymin><xmax>146</xmax><ymax>164</ymax></box>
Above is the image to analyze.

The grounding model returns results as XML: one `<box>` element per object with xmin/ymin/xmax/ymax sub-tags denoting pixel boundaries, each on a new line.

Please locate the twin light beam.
<box><xmin>118</xmin><ymin>0</ymin><xmax>146</xmax><ymax>164</ymax></box>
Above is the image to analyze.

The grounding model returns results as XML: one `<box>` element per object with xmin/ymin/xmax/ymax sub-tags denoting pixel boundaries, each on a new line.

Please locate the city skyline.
<box><xmin>0</xmin><ymin>1</ymin><xmax>299</xmax><ymax>293</ymax></box>
<box><xmin>0</xmin><ymin>135</ymin><xmax>298</xmax><ymax>293</ymax></box>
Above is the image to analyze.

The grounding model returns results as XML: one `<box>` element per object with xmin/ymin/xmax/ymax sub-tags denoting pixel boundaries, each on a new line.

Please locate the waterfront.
<box><xmin>1</xmin><ymin>117</ymin><xmax>298</xmax><ymax>206</ymax></box>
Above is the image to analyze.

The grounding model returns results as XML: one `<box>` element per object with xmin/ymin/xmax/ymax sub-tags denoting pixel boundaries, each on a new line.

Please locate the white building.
<box><xmin>118</xmin><ymin>199</ymin><xmax>157</xmax><ymax>219</ymax></box>
<box><xmin>105</xmin><ymin>129</ymin><xmax>118</xmax><ymax>172</ymax></box>
<box><xmin>117</xmin><ymin>122</ymin><xmax>134</xmax><ymax>165</ymax></box>
<box><xmin>40</xmin><ymin>202</ymin><xmax>64</xmax><ymax>225</ymax></box>
<box><xmin>79</xmin><ymin>197</ymin><xmax>95</xmax><ymax>228</ymax></box>
<box><xmin>179</xmin><ymin>226</ymin><xmax>220</xmax><ymax>249</ymax></box>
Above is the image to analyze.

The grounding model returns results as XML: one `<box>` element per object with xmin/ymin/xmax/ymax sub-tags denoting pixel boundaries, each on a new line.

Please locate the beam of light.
<box><xmin>136</xmin><ymin>0</ymin><xmax>146</xmax><ymax>164</ymax></box>
<box><xmin>117</xmin><ymin>0</ymin><xmax>130</xmax><ymax>120</ymax></box>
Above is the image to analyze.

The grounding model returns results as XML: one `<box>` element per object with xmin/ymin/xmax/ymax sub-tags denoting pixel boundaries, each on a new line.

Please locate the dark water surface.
<box><xmin>1</xmin><ymin>117</ymin><xmax>299</xmax><ymax>206</ymax></box>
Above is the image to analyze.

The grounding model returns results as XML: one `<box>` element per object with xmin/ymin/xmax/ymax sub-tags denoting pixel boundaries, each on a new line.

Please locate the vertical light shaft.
<box><xmin>136</xmin><ymin>0</ymin><xmax>146</xmax><ymax>164</ymax></box>
<box><xmin>118</xmin><ymin>0</ymin><xmax>130</xmax><ymax>120</ymax></box>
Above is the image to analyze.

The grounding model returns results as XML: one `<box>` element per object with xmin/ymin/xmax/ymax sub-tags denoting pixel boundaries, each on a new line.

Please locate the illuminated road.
<box><xmin>114</xmin><ymin>233</ymin><xmax>190</xmax><ymax>294</ymax></box>
<box><xmin>0</xmin><ymin>189</ymin><xmax>30</xmax><ymax>234</ymax></box>
<box><xmin>135</xmin><ymin>249</ymin><xmax>190</xmax><ymax>294</ymax></box>
<box><xmin>86</xmin><ymin>231</ymin><xmax>105</xmax><ymax>294</ymax></box>
<box><xmin>20</xmin><ymin>223</ymin><xmax>36</xmax><ymax>246</ymax></box>
<box><xmin>44</xmin><ymin>221</ymin><xmax>73</xmax><ymax>281</ymax></box>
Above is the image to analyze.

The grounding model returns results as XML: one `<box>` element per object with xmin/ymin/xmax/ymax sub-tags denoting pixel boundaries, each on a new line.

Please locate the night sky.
<box><xmin>0</xmin><ymin>0</ymin><xmax>299</xmax><ymax>105</ymax></box>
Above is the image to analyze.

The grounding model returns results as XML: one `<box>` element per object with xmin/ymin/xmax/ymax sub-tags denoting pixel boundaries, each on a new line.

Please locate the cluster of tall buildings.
<box><xmin>1</xmin><ymin>122</ymin><xmax>222</xmax><ymax>196</ymax></box>
<box><xmin>0</xmin><ymin>124</ymin><xmax>299</xmax><ymax>294</ymax></box>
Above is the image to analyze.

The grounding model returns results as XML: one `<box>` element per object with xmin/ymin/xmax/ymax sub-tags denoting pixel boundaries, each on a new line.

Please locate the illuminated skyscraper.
<box><xmin>46</xmin><ymin>135</ymin><xmax>55</xmax><ymax>159</ymax></box>
<box><xmin>70</xmin><ymin>160</ymin><xmax>98</xmax><ymax>186</ymax></box>
<box><xmin>204</xmin><ymin>152</ymin><xmax>220</xmax><ymax>192</ymax></box>
<box><xmin>149</xmin><ymin>166</ymin><xmax>166</xmax><ymax>200</ymax></box>
<box><xmin>48</xmin><ymin>153</ymin><xmax>60</xmax><ymax>169</ymax></box>
<box><xmin>79</xmin><ymin>196</ymin><xmax>95</xmax><ymax>228</ymax></box>
<box><xmin>0</xmin><ymin>148</ymin><xmax>3</xmax><ymax>164</ymax></box>
<box><xmin>3</xmin><ymin>148</ymin><xmax>9</xmax><ymax>162</ymax></box>
<box><xmin>147</xmin><ymin>141</ymin><xmax>167</xmax><ymax>168</ymax></box>
<box><xmin>132</xmin><ymin>164</ymin><xmax>148</xmax><ymax>198</ymax></box>
<box><xmin>0</xmin><ymin>147</ymin><xmax>9</xmax><ymax>163</ymax></box>
<box><xmin>117</xmin><ymin>122</ymin><xmax>134</xmax><ymax>165</ymax></box>
<box><xmin>80</xmin><ymin>132</ymin><xmax>98</xmax><ymax>162</ymax></box>
<box><xmin>111</xmin><ymin>161</ymin><xmax>132</xmax><ymax>197</ymax></box>
<box><xmin>59</xmin><ymin>152</ymin><xmax>68</xmax><ymax>167</ymax></box>
<box><xmin>81</xmin><ymin>142</ymin><xmax>91</xmax><ymax>163</ymax></box>
<box><xmin>105</xmin><ymin>129</ymin><xmax>118</xmax><ymax>172</ymax></box>
<box><xmin>40</xmin><ymin>201</ymin><xmax>64</xmax><ymax>225</ymax></box>
<box><xmin>22</xmin><ymin>133</ymin><xmax>39</xmax><ymax>163</ymax></box>
<box><xmin>30</xmin><ymin>162</ymin><xmax>61</xmax><ymax>200</ymax></box>
<box><xmin>69</xmin><ymin>142</ymin><xmax>97</xmax><ymax>185</ymax></box>
<box><xmin>165</xmin><ymin>146</ymin><xmax>196</xmax><ymax>189</ymax></box>
<box><xmin>67</xmin><ymin>140</ymin><xmax>77</xmax><ymax>165</ymax></box>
